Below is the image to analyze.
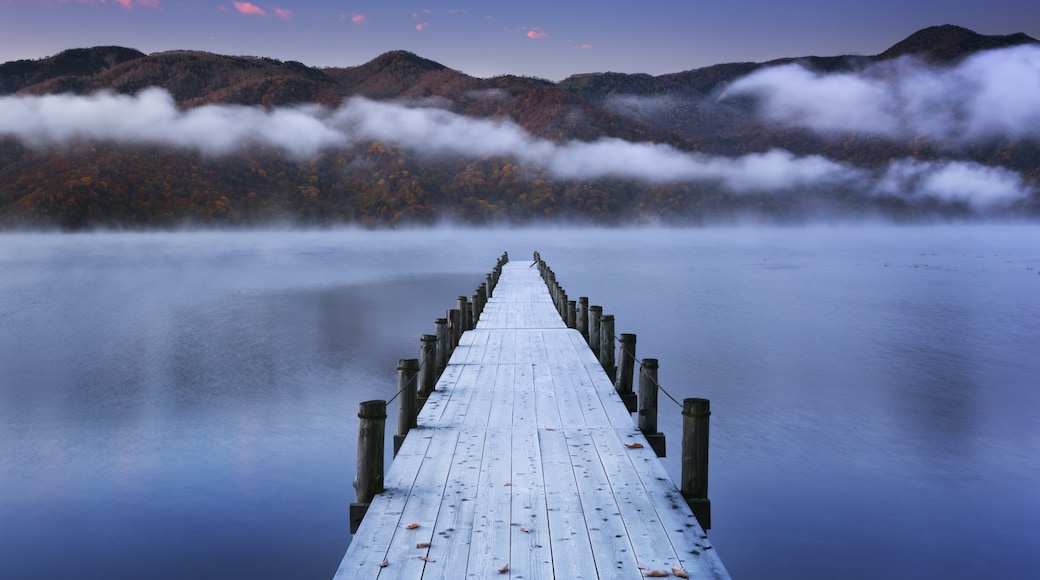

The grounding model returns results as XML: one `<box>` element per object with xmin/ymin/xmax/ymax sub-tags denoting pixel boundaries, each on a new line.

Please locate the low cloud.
<box><xmin>0</xmin><ymin>89</ymin><xmax>1033</xmax><ymax>209</ymax></box>
<box><xmin>724</xmin><ymin>45</ymin><xmax>1040</xmax><ymax>143</ymax></box>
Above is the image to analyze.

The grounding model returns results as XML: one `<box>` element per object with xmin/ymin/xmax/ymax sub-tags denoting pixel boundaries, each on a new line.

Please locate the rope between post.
<box><xmin>616</xmin><ymin>333</ymin><xmax>684</xmax><ymax>409</ymax></box>
<box><xmin>386</xmin><ymin>359</ymin><xmax>424</xmax><ymax>405</ymax></box>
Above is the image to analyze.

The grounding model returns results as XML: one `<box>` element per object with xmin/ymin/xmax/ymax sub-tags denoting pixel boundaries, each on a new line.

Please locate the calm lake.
<box><xmin>1</xmin><ymin>225</ymin><xmax>1039</xmax><ymax>579</ymax></box>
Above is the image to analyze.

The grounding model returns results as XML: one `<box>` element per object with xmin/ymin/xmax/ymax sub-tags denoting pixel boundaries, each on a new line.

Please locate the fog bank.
<box><xmin>724</xmin><ymin>45</ymin><xmax>1040</xmax><ymax>142</ymax></box>
<box><xmin>0</xmin><ymin>87</ymin><xmax>1035</xmax><ymax>209</ymax></box>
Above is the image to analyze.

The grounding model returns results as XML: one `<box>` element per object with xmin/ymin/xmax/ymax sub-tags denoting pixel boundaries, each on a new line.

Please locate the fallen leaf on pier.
<box><xmin>420</xmin><ymin>556</ymin><xmax>436</xmax><ymax>563</ymax></box>
<box><xmin>544</xmin><ymin>427</ymin><xmax>556</xmax><ymax>431</ymax></box>
<box><xmin>379</xmin><ymin>559</ymin><xmax>389</xmax><ymax>568</ymax></box>
<box><xmin>625</xmin><ymin>442</ymin><xmax>645</xmax><ymax>449</ymax></box>
<box><xmin>406</xmin><ymin>523</ymin><xmax>420</xmax><ymax>530</ymax></box>
<box><xmin>644</xmin><ymin>570</ymin><xmax>669</xmax><ymax>577</ymax></box>
<box><xmin>673</xmin><ymin>567</ymin><xmax>690</xmax><ymax>578</ymax></box>
<box><xmin>498</xmin><ymin>563</ymin><xmax>509</xmax><ymax>573</ymax></box>
<box><xmin>416</xmin><ymin>542</ymin><xmax>431</xmax><ymax>549</ymax></box>
<box><xmin>637</xmin><ymin>563</ymin><xmax>649</xmax><ymax>570</ymax></box>
<box><xmin>520</xmin><ymin>525</ymin><xmax>531</xmax><ymax>533</ymax></box>
<box><xmin>504</xmin><ymin>482</ymin><xmax>512</xmax><ymax>486</ymax></box>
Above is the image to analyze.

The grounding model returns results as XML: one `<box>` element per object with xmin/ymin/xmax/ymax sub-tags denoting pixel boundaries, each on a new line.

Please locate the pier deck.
<box><xmin>335</xmin><ymin>260</ymin><xmax>729</xmax><ymax>579</ymax></box>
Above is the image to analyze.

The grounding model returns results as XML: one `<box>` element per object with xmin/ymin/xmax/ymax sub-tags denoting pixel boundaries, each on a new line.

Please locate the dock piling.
<box><xmin>638</xmin><ymin>358</ymin><xmax>666</xmax><ymax>457</ymax></box>
<box><xmin>682</xmin><ymin>398</ymin><xmax>712</xmax><ymax>530</ymax></box>
<box><xmin>616</xmin><ymin>333</ymin><xmax>638</xmax><ymax>412</ymax></box>
<box><xmin>394</xmin><ymin>358</ymin><xmax>420</xmax><ymax>456</ymax></box>
<box><xmin>435</xmin><ymin>318</ymin><xmax>449</xmax><ymax>376</ymax></box>
<box><xmin>588</xmin><ymin>305</ymin><xmax>603</xmax><ymax>357</ymax></box>
<box><xmin>578</xmin><ymin>297</ymin><xmax>589</xmax><ymax>341</ymax></box>
<box><xmin>419</xmin><ymin>335</ymin><xmax>437</xmax><ymax>405</ymax></box>
<box><xmin>350</xmin><ymin>399</ymin><xmax>387</xmax><ymax>534</ymax></box>
<box><xmin>600</xmin><ymin>314</ymin><xmax>616</xmax><ymax>383</ymax></box>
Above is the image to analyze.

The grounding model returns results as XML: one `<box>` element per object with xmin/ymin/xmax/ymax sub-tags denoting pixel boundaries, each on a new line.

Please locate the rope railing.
<box><xmin>617</xmin><ymin>334</ymin><xmax>683</xmax><ymax>409</ymax></box>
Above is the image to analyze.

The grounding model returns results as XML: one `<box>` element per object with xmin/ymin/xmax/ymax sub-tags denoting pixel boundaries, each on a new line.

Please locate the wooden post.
<box><xmin>559</xmin><ymin>290</ymin><xmax>568</xmax><ymax>319</ymax></box>
<box><xmin>589</xmin><ymin>305</ymin><xmax>602</xmax><ymax>357</ymax></box>
<box><xmin>486</xmin><ymin>273</ymin><xmax>494</xmax><ymax>299</ymax></box>
<box><xmin>578</xmin><ymin>297</ymin><xmax>589</xmax><ymax>341</ymax></box>
<box><xmin>450</xmin><ymin>308</ymin><xmax>461</xmax><ymax>348</ymax></box>
<box><xmin>467</xmin><ymin>298</ymin><xmax>475</xmax><ymax>331</ymax></box>
<box><xmin>638</xmin><ymin>358</ymin><xmax>666</xmax><ymax>457</ymax></box>
<box><xmin>616</xmin><ymin>333</ymin><xmax>638</xmax><ymax>412</ymax></box>
<box><xmin>350</xmin><ymin>399</ymin><xmax>386</xmax><ymax>534</ymax></box>
<box><xmin>457</xmin><ymin>296</ymin><xmax>470</xmax><ymax>333</ymax></box>
<box><xmin>599</xmin><ymin>314</ymin><xmax>616</xmax><ymax>383</ymax></box>
<box><xmin>682</xmin><ymin>398</ymin><xmax>712</xmax><ymax>530</ymax></box>
<box><xmin>435</xmin><ymin>318</ymin><xmax>449</xmax><ymax>377</ymax></box>
<box><xmin>566</xmin><ymin>300</ymin><xmax>576</xmax><ymax>329</ymax></box>
<box><xmin>477</xmin><ymin>283</ymin><xmax>487</xmax><ymax>320</ymax></box>
<box><xmin>394</xmin><ymin>358</ymin><xmax>420</xmax><ymax>456</ymax></box>
<box><xmin>419</xmin><ymin>334</ymin><xmax>437</xmax><ymax>406</ymax></box>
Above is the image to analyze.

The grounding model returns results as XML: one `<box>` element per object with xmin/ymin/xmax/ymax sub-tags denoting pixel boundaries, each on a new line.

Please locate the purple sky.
<box><xmin>2</xmin><ymin>1</ymin><xmax>1039</xmax><ymax>80</ymax></box>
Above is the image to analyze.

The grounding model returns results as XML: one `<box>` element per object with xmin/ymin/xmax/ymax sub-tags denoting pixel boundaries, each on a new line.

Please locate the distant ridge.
<box><xmin>878</xmin><ymin>24</ymin><xmax>1039</xmax><ymax>63</ymax></box>
<box><xmin>0</xmin><ymin>46</ymin><xmax>144</xmax><ymax>94</ymax></box>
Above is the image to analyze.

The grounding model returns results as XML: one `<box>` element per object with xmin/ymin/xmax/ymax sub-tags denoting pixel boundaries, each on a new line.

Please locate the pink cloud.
<box><xmin>527</xmin><ymin>29</ymin><xmax>547</xmax><ymax>39</ymax></box>
<box><xmin>351</xmin><ymin>13</ymin><xmax>366</xmax><ymax>24</ymax></box>
<box><xmin>274</xmin><ymin>7</ymin><xmax>292</xmax><ymax>19</ymax></box>
<box><xmin>90</xmin><ymin>0</ymin><xmax>161</xmax><ymax>8</ymax></box>
<box><xmin>580</xmin><ymin>44</ymin><xmax>592</xmax><ymax>49</ymax></box>
<box><xmin>416</xmin><ymin>22</ymin><xmax>429</xmax><ymax>31</ymax></box>
<box><xmin>232</xmin><ymin>1</ymin><xmax>266</xmax><ymax>16</ymax></box>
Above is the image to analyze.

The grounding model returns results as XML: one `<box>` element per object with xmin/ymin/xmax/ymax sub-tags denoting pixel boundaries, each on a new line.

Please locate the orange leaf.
<box><xmin>544</xmin><ymin>427</ymin><xmax>556</xmax><ymax>431</ymax></box>
<box><xmin>406</xmin><ymin>523</ymin><xmax>420</xmax><ymax>530</ymax></box>
<box><xmin>520</xmin><ymin>525</ymin><xmax>531</xmax><ymax>533</ymax></box>
<box><xmin>625</xmin><ymin>442</ymin><xmax>645</xmax><ymax>449</ymax></box>
<box><xmin>637</xmin><ymin>563</ymin><xmax>649</xmax><ymax>570</ymax></box>
<box><xmin>673</xmin><ymin>567</ymin><xmax>690</xmax><ymax>578</ymax></box>
<box><xmin>379</xmin><ymin>559</ymin><xmax>389</xmax><ymax>568</ymax></box>
<box><xmin>416</xmin><ymin>542</ymin><xmax>431</xmax><ymax>549</ymax></box>
<box><xmin>645</xmin><ymin>571</ymin><xmax>669</xmax><ymax>578</ymax></box>
<box><xmin>420</xmin><ymin>556</ymin><xmax>436</xmax><ymax>562</ymax></box>
<box><xmin>498</xmin><ymin>563</ymin><xmax>509</xmax><ymax>573</ymax></box>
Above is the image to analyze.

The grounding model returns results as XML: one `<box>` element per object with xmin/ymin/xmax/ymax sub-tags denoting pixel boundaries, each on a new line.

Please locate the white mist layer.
<box><xmin>724</xmin><ymin>45</ymin><xmax>1040</xmax><ymax>142</ymax></box>
<box><xmin>0</xmin><ymin>88</ymin><xmax>1033</xmax><ymax>208</ymax></box>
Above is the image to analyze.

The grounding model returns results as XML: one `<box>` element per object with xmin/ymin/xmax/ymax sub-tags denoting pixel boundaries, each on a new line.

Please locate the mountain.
<box><xmin>877</xmin><ymin>24</ymin><xmax>1040</xmax><ymax>63</ymax></box>
<box><xmin>1</xmin><ymin>26</ymin><xmax>1038</xmax><ymax>229</ymax></box>
<box><xmin>0</xmin><ymin>46</ymin><xmax>144</xmax><ymax>94</ymax></box>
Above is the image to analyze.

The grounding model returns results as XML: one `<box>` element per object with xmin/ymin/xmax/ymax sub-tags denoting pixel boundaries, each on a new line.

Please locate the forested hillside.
<box><xmin>1</xmin><ymin>25</ymin><xmax>1038</xmax><ymax>229</ymax></box>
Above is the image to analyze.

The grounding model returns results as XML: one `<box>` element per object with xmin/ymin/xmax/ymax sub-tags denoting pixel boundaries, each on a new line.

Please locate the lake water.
<box><xmin>1</xmin><ymin>225</ymin><xmax>1039</xmax><ymax>579</ymax></box>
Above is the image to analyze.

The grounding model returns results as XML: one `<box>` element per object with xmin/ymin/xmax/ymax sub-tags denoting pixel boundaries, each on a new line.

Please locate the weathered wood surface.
<box><xmin>335</xmin><ymin>261</ymin><xmax>729</xmax><ymax>579</ymax></box>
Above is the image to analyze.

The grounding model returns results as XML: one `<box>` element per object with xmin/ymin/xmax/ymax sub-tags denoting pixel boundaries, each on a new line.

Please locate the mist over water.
<box><xmin>1</xmin><ymin>225</ymin><xmax>1038</xmax><ymax>579</ymax></box>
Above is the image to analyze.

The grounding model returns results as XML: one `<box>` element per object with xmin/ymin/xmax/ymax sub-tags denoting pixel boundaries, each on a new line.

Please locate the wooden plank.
<box><xmin>422</xmin><ymin>427</ymin><xmax>484</xmax><ymax>580</ymax></box>
<box><xmin>465</xmin><ymin>425</ymin><xmax>513</xmax><ymax>578</ymax></box>
<box><xmin>381</xmin><ymin>428</ymin><xmax>463</xmax><ymax>578</ymax></box>
<box><xmin>509</xmin><ymin>421</ymin><xmax>553</xmax><ymax>579</ymax></box>
<box><xmin>588</xmin><ymin>428</ymin><xmax>685</xmax><ymax>573</ymax></box>
<box><xmin>608</xmin><ymin>427</ymin><xmax>730</xmax><ymax>578</ymax></box>
<box><xmin>562</xmin><ymin>428</ymin><xmax>641</xmax><ymax>579</ymax></box>
<box><xmin>538</xmin><ymin>427</ymin><xmax>598</xmax><ymax>578</ymax></box>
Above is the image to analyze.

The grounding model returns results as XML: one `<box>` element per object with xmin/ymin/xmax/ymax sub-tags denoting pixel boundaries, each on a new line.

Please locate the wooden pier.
<box><xmin>335</xmin><ymin>254</ymin><xmax>729</xmax><ymax>579</ymax></box>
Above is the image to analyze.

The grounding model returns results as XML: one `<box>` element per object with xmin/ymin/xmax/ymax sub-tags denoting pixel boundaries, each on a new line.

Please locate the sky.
<box><xmin>2</xmin><ymin>1</ymin><xmax>1039</xmax><ymax>81</ymax></box>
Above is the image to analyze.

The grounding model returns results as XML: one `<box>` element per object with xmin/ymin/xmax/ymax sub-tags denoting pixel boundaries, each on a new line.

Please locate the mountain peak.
<box><xmin>878</xmin><ymin>24</ymin><xmax>1039</xmax><ymax>63</ymax></box>
<box><xmin>368</xmin><ymin>50</ymin><xmax>447</xmax><ymax>73</ymax></box>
